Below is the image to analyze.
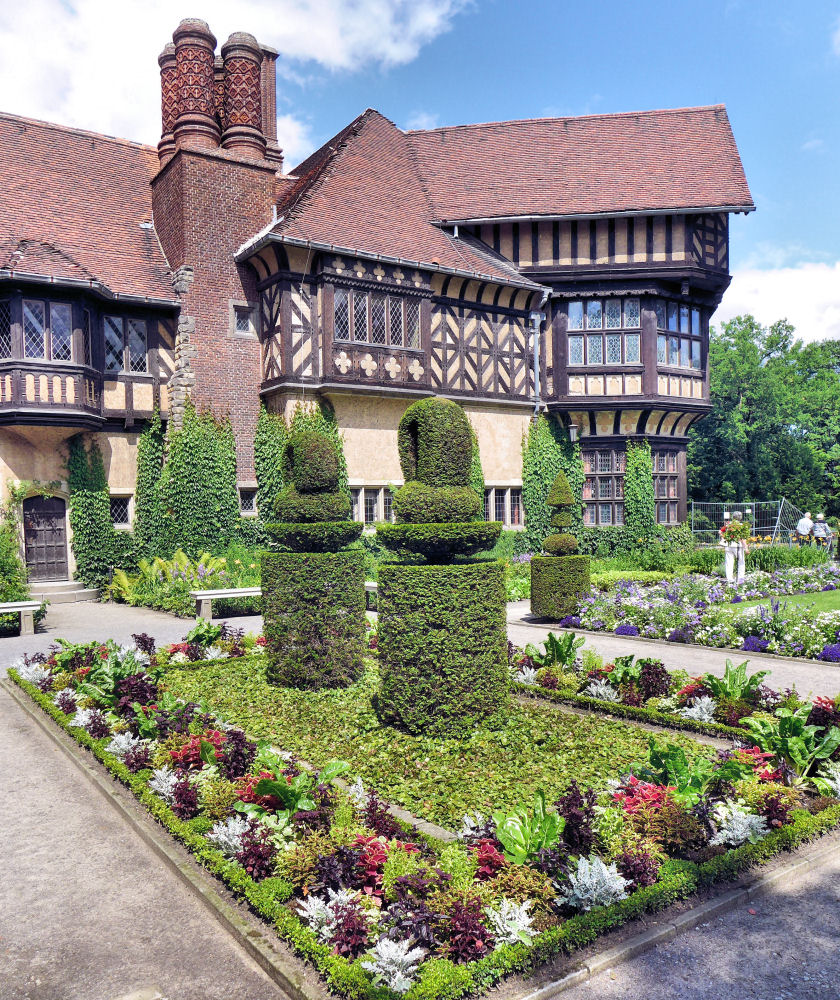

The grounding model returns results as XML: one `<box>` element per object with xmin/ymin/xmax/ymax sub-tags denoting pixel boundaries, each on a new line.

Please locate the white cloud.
<box><xmin>275</xmin><ymin>113</ymin><xmax>318</xmax><ymax>166</ymax></box>
<box><xmin>801</xmin><ymin>137</ymin><xmax>824</xmax><ymax>152</ymax></box>
<box><xmin>403</xmin><ymin>110</ymin><xmax>439</xmax><ymax>131</ymax></box>
<box><xmin>717</xmin><ymin>262</ymin><xmax>840</xmax><ymax>343</ymax></box>
<box><xmin>0</xmin><ymin>0</ymin><xmax>468</xmax><ymax>146</ymax></box>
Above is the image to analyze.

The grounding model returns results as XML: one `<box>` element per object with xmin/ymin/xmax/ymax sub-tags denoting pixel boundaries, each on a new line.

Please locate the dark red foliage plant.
<box><xmin>554</xmin><ymin>780</ymin><xmax>596</xmax><ymax>855</ymax></box>
<box><xmin>363</xmin><ymin>789</ymin><xmax>404</xmax><ymax>840</ymax></box>
<box><xmin>444</xmin><ymin>899</ymin><xmax>494</xmax><ymax>963</ymax></box>
<box><xmin>131</xmin><ymin>633</ymin><xmax>157</xmax><ymax>656</ymax></box>
<box><xmin>314</xmin><ymin>847</ymin><xmax>363</xmax><ymax>892</ymax></box>
<box><xmin>638</xmin><ymin>658</ymin><xmax>672</xmax><ymax>700</ymax></box>
<box><xmin>329</xmin><ymin>899</ymin><xmax>370</xmax><ymax>959</ymax></box>
<box><xmin>220</xmin><ymin>728</ymin><xmax>257</xmax><ymax>781</ymax></box>
<box><xmin>171</xmin><ymin>773</ymin><xmax>200</xmax><ymax>820</ymax></box>
<box><xmin>472</xmin><ymin>839</ymin><xmax>507</xmax><ymax>880</ymax></box>
<box><xmin>616</xmin><ymin>844</ymin><xmax>661</xmax><ymax>889</ymax></box>
<box><xmin>54</xmin><ymin>689</ymin><xmax>78</xmax><ymax>715</ymax></box>
<box><xmin>234</xmin><ymin>824</ymin><xmax>277</xmax><ymax>881</ymax></box>
<box><xmin>84</xmin><ymin>709</ymin><xmax>112</xmax><ymax>740</ymax></box>
<box><xmin>115</xmin><ymin>672</ymin><xmax>159</xmax><ymax>717</ymax></box>
<box><xmin>123</xmin><ymin>742</ymin><xmax>153</xmax><ymax>773</ymax></box>
<box><xmin>169</xmin><ymin>729</ymin><xmax>227</xmax><ymax>770</ymax></box>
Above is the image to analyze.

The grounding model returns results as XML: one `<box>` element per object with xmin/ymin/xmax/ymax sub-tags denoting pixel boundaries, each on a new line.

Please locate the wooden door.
<box><xmin>23</xmin><ymin>496</ymin><xmax>68</xmax><ymax>581</ymax></box>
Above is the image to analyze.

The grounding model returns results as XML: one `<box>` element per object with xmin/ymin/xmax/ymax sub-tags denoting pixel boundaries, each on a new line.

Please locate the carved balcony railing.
<box><xmin>0</xmin><ymin>360</ymin><xmax>104</xmax><ymax>424</ymax></box>
<box><xmin>324</xmin><ymin>341</ymin><xmax>431</xmax><ymax>392</ymax></box>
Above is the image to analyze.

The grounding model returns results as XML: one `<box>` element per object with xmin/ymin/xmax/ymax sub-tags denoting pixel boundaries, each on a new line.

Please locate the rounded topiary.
<box><xmin>544</xmin><ymin>532</ymin><xmax>578</xmax><ymax>555</ymax></box>
<box><xmin>266</xmin><ymin>521</ymin><xmax>363</xmax><ymax>552</ymax></box>
<box><xmin>546</xmin><ymin>473</ymin><xmax>574</xmax><ymax>507</ymax></box>
<box><xmin>397</xmin><ymin>397</ymin><xmax>472</xmax><ymax>487</ymax></box>
<box><xmin>274</xmin><ymin>485</ymin><xmax>351</xmax><ymax>523</ymax></box>
<box><xmin>283</xmin><ymin>430</ymin><xmax>340</xmax><ymax>492</ymax></box>
<box><xmin>551</xmin><ymin>511</ymin><xmax>573</xmax><ymax>530</ymax></box>
<box><xmin>377</xmin><ymin>521</ymin><xmax>500</xmax><ymax>560</ymax></box>
<box><xmin>393</xmin><ymin>482</ymin><xmax>480</xmax><ymax>523</ymax></box>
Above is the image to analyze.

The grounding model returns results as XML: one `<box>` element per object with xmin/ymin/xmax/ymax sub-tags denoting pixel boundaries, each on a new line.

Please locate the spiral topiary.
<box><xmin>531</xmin><ymin>468</ymin><xmax>591</xmax><ymax>619</ymax></box>
<box><xmin>376</xmin><ymin>396</ymin><xmax>509</xmax><ymax>735</ymax></box>
<box><xmin>262</xmin><ymin>428</ymin><xmax>364</xmax><ymax>689</ymax></box>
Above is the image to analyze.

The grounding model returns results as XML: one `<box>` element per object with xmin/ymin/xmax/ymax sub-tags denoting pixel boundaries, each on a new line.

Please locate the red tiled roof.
<box><xmin>0</xmin><ymin>113</ymin><xmax>175</xmax><ymax>301</ymax></box>
<box><xmin>270</xmin><ymin>110</ymin><xmax>544</xmax><ymax>289</ymax></box>
<box><xmin>407</xmin><ymin>106</ymin><xmax>754</xmax><ymax>220</ymax></box>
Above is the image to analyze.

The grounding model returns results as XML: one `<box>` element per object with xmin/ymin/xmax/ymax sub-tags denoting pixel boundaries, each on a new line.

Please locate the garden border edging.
<box><xmin>6</xmin><ymin>672</ymin><xmax>840</xmax><ymax>1000</ymax></box>
<box><xmin>0</xmin><ymin>676</ymin><xmax>322</xmax><ymax>1000</ymax></box>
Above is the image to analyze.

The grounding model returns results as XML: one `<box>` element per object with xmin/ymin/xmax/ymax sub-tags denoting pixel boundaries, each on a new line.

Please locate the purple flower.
<box><xmin>731</xmin><ymin>595</ymin><xmax>743</xmax><ymax>604</ymax></box>
<box><xmin>742</xmin><ymin>635</ymin><xmax>770</xmax><ymax>653</ymax></box>
<box><xmin>818</xmin><ymin>644</ymin><xmax>840</xmax><ymax>662</ymax></box>
<box><xmin>667</xmin><ymin>627</ymin><xmax>693</xmax><ymax>643</ymax></box>
<box><xmin>558</xmin><ymin>615</ymin><xmax>581</xmax><ymax>627</ymax></box>
<box><xmin>822</xmin><ymin>584</ymin><xmax>836</xmax><ymax>592</ymax></box>
<box><xmin>615</xmin><ymin>624</ymin><xmax>640</xmax><ymax>636</ymax></box>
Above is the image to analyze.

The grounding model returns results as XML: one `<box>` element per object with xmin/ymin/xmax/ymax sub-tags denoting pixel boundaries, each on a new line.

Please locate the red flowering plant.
<box><xmin>353</xmin><ymin>835</ymin><xmax>390</xmax><ymax>897</ymax></box>
<box><xmin>169</xmin><ymin>729</ymin><xmax>228</xmax><ymax>770</ymax></box>
<box><xmin>676</xmin><ymin>678</ymin><xmax>712</xmax><ymax>706</ymax></box>
<box><xmin>728</xmin><ymin>745</ymin><xmax>782</xmax><ymax>782</ymax></box>
<box><xmin>612</xmin><ymin>775</ymin><xmax>675</xmax><ymax>814</ymax></box>
<box><xmin>471</xmin><ymin>839</ymin><xmax>507</xmax><ymax>880</ymax></box>
<box><xmin>255</xmin><ymin>635</ymin><xmax>267</xmax><ymax>647</ymax></box>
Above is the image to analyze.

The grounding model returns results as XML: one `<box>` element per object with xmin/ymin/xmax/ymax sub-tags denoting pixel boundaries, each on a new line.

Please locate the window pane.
<box><xmin>691</xmin><ymin>340</ymin><xmax>701</xmax><ymax>370</ymax></box>
<box><xmin>606</xmin><ymin>333</ymin><xmax>622</xmax><ymax>364</ymax></box>
<box><xmin>51</xmin><ymin>303</ymin><xmax>72</xmax><ymax>362</ymax></box>
<box><xmin>680</xmin><ymin>304</ymin><xmax>690</xmax><ymax>333</ymax></box>
<box><xmin>586</xmin><ymin>300</ymin><xmax>603</xmax><ymax>329</ymax></box>
<box><xmin>583</xmin><ymin>477</ymin><xmax>595</xmax><ymax>500</ymax></box>
<box><xmin>383</xmin><ymin>491</ymin><xmax>394</xmax><ymax>523</ymax></box>
<box><xmin>657</xmin><ymin>452</ymin><xmax>667</xmax><ymax>472</ymax></box>
<box><xmin>582</xmin><ymin>451</ymin><xmax>594</xmax><ymax>473</ymax></box>
<box><xmin>655</xmin><ymin>301</ymin><xmax>666</xmax><ymax>329</ymax></box>
<box><xmin>363</xmin><ymin>488</ymin><xmax>378</xmax><ymax>524</ymax></box>
<box><xmin>599</xmin><ymin>478</ymin><xmax>612</xmax><ymax>499</ymax></box>
<box><xmin>655</xmin><ymin>477</ymin><xmax>666</xmax><ymax>498</ymax></box>
<box><xmin>691</xmin><ymin>307</ymin><xmax>701</xmax><ymax>334</ymax></box>
<box><xmin>614</xmin><ymin>503</ymin><xmax>624</xmax><ymax>525</ymax></box>
<box><xmin>494</xmin><ymin>489</ymin><xmax>506</xmax><ymax>523</ymax></box>
<box><xmin>23</xmin><ymin>300</ymin><xmax>46</xmax><ymax>359</ymax></box>
<box><xmin>510</xmin><ymin>488</ymin><xmax>522</xmax><ymax>526</ymax></box>
<box><xmin>667</xmin><ymin>301</ymin><xmax>679</xmax><ymax>331</ymax></box>
<box><xmin>584</xmin><ymin>503</ymin><xmax>596</xmax><ymax>525</ymax></box>
<box><xmin>81</xmin><ymin>310</ymin><xmax>92</xmax><ymax>366</ymax></box>
<box><xmin>667</xmin><ymin>452</ymin><xmax>677</xmax><ymax>472</ymax></box>
<box><xmin>624</xmin><ymin>298</ymin><xmax>640</xmax><ymax>328</ymax></box>
<box><xmin>599</xmin><ymin>503</ymin><xmax>612</xmax><ymax>524</ymax></box>
<box><xmin>668</xmin><ymin>335</ymin><xmax>679</xmax><ymax>366</ymax></box>
<box><xmin>104</xmin><ymin>316</ymin><xmax>123</xmax><ymax>371</ymax></box>
<box><xmin>388</xmin><ymin>298</ymin><xmax>403</xmax><ymax>346</ymax></box>
<box><xmin>568</xmin><ymin>301</ymin><xmax>584</xmax><ymax>330</ymax></box>
<box><xmin>670</xmin><ymin>502</ymin><xmax>677</xmax><ymax>522</ymax></box>
<box><xmin>657</xmin><ymin>502</ymin><xmax>668</xmax><ymax>524</ymax></box>
<box><xmin>625</xmin><ymin>333</ymin><xmax>640</xmax><ymax>363</ymax></box>
<box><xmin>405</xmin><ymin>299</ymin><xmax>420</xmax><ymax>349</ymax></box>
<box><xmin>351</xmin><ymin>488</ymin><xmax>361</xmax><ymax>521</ymax></box>
<box><xmin>128</xmin><ymin>319</ymin><xmax>147</xmax><ymax>373</ymax></box>
<box><xmin>234</xmin><ymin>307</ymin><xmax>251</xmax><ymax>334</ymax></box>
<box><xmin>680</xmin><ymin>338</ymin><xmax>689</xmax><ymax>368</ymax></box>
<box><xmin>483</xmin><ymin>489</ymin><xmax>491</xmax><ymax>521</ymax></box>
<box><xmin>657</xmin><ymin>334</ymin><xmax>667</xmax><ymax>363</ymax></box>
<box><xmin>568</xmin><ymin>335</ymin><xmax>584</xmax><ymax>365</ymax></box>
<box><xmin>615</xmin><ymin>451</ymin><xmax>626</xmax><ymax>473</ymax></box>
<box><xmin>110</xmin><ymin>496</ymin><xmax>130</xmax><ymax>526</ymax></box>
<box><xmin>353</xmin><ymin>293</ymin><xmax>368</xmax><ymax>342</ymax></box>
<box><xmin>334</xmin><ymin>288</ymin><xmax>350</xmax><ymax>341</ymax></box>
<box><xmin>605</xmin><ymin>300</ymin><xmax>622</xmax><ymax>328</ymax></box>
<box><xmin>0</xmin><ymin>301</ymin><xmax>10</xmax><ymax>358</ymax></box>
<box><xmin>598</xmin><ymin>451</ymin><xmax>612</xmax><ymax>472</ymax></box>
<box><xmin>587</xmin><ymin>334</ymin><xmax>603</xmax><ymax>364</ymax></box>
<box><xmin>239</xmin><ymin>489</ymin><xmax>256</xmax><ymax>513</ymax></box>
<box><xmin>669</xmin><ymin>477</ymin><xmax>678</xmax><ymax>498</ymax></box>
<box><xmin>615</xmin><ymin>477</ymin><xmax>624</xmax><ymax>498</ymax></box>
<box><xmin>370</xmin><ymin>294</ymin><xmax>387</xmax><ymax>345</ymax></box>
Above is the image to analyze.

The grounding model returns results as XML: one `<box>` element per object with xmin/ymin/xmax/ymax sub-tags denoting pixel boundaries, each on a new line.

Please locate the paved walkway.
<box><xmin>508</xmin><ymin>601</ymin><xmax>840</xmax><ymax>698</ymax></box>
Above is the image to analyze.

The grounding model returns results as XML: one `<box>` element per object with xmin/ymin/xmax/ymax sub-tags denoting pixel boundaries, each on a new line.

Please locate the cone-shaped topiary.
<box><xmin>376</xmin><ymin>396</ymin><xmax>509</xmax><ymax>735</ymax></box>
<box><xmin>263</xmin><ymin>427</ymin><xmax>364</xmax><ymax>689</ymax></box>
<box><xmin>531</xmin><ymin>469</ymin><xmax>591</xmax><ymax>619</ymax></box>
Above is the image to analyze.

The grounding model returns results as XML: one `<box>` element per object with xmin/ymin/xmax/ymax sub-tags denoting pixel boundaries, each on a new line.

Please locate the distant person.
<box><xmin>813</xmin><ymin>513</ymin><xmax>832</xmax><ymax>551</ymax></box>
<box><xmin>720</xmin><ymin>511</ymin><xmax>748</xmax><ymax>585</ymax></box>
<box><xmin>796</xmin><ymin>511</ymin><xmax>814</xmax><ymax>546</ymax></box>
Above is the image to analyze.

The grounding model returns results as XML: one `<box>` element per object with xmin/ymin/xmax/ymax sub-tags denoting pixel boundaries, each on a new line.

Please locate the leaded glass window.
<box><xmin>127</xmin><ymin>319</ymin><xmax>147</xmax><ymax>373</ymax></box>
<box><xmin>494</xmin><ymin>490</ymin><xmax>506</xmax><ymax>523</ymax></box>
<box><xmin>568</xmin><ymin>336</ymin><xmax>584</xmax><ymax>365</ymax></box>
<box><xmin>389</xmin><ymin>298</ymin><xmax>403</xmax><ymax>346</ymax></box>
<box><xmin>598</xmin><ymin>452</ymin><xmax>612</xmax><ymax>473</ymax></box>
<box><xmin>405</xmin><ymin>299</ymin><xmax>420</xmax><ymax>349</ymax></box>
<box><xmin>691</xmin><ymin>340</ymin><xmax>701</xmax><ymax>370</ymax></box>
<box><xmin>599</xmin><ymin>503</ymin><xmax>613</xmax><ymax>524</ymax></box>
<box><xmin>104</xmin><ymin>316</ymin><xmax>123</xmax><ymax>372</ymax></box>
<box><xmin>334</xmin><ymin>288</ymin><xmax>350</xmax><ymax>341</ymax></box>
<box><xmin>606</xmin><ymin>333</ymin><xmax>622</xmax><ymax>364</ymax></box>
<box><xmin>624</xmin><ymin>298</ymin><xmax>640</xmax><ymax>327</ymax></box>
<box><xmin>691</xmin><ymin>307</ymin><xmax>701</xmax><ymax>333</ymax></box>
<box><xmin>614</xmin><ymin>504</ymin><xmax>624</xmax><ymax>525</ymax></box>
<box><xmin>110</xmin><ymin>496</ymin><xmax>130</xmax><ymax>526</ymax></box>
<box><xmin>680</xmin><ymin>304</ymin><xmax>690</xmax><ymax>333</ymax></box>
<box><xmin>363</xmin><ymin>488</ymin><xmax>378</xmax><ymax>524</ymax></box>
<box><xmin>587</xmin><ymin>334</ymin><xmax>603</xmax><ymax>364</ymax></box>
<box><xmin>667</xmin><ymin>302</ymin><xmax>679</xmax><ymax>332</ymax></box>
<box><xmin>625</xmin><ymin>333</ymin><xmax>640</xmax><ymax>363</ymax></box>
<box><xmin>668</xmin><ymin>335</ymin><xmax>679</xmax><ymax>367</ymax></box>
<box><xmin>51</xmin><ymin>303</ymin><xmax>72</xmax><ymax>362</ymax></box>
<box><xmin>23</xmin><ymin>300</ymin><xmax>45</xmax><ymax>359</ymax></box>
<box><xmin>657</xmin><ymin>334</ymin><xmax>667</xmax><ymax>363</ymax></box>
<box><xmin>568</xmin><ymin>301</ymin><xmax>584</xmax><ymax>330</ymax></box>
<box><xmin>655</xmin><ymin>301</ymin><xmax>666</xmax><ymax>328</ymax></box>
<box><xmin>353</xmin><ymin>295</ymin><xmax>368</xmax><ymax>342</ymax></box>
<box><xmin>680</xmin><ymin>338</ymin><xmax>690</xmax><ymax>369</ymax></box>
<box><xmin>370</xmin><ymin>295</ymin><xmax>387</xmax><ymax>345</ymax></box>
<box><xmin>584</xmin><ymin>503</ymin><xmax>596</xmax><ymax>525</ymax></box>
<box><xmin>583</xmin><ymin>477</ymin><xmax>595</xmax><ymax>500</ymax></box>
<box><xmin>599</xmin><ymin>478</ymin><xmax>612</xmax><ymax>499</ymax></box>
<box><xmin>0</xmin><ymin>301</ymin><xmax>11</xmax><ymax>358</ymax></box>
<box><xmin>586</xmin><ymin>300</ymin><xmax>603</xmax><ymax>329</ymax></box>
<box><xmin>605</xmin><ymin>299</ymin><xmax>622</xmax><ymax>328</ymax></box>
<box><xmin>81</xmin><ymin>310</ymin><xmax>92</xmax><ymax>366</ymax></box>
<box><xmin>510</xmin><ymin>488</ymin><xmax>522</xmax><ymax>526</ymax></box>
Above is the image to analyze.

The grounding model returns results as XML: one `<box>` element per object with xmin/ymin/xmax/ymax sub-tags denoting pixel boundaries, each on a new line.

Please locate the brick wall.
<box><xmin>152</xmin><ymin>145</ymin><xmax>278</xmax><ymax>475</ymax></box>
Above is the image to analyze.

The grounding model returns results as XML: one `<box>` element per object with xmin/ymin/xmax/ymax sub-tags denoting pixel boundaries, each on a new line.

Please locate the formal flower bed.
<box><xmin>511</xmin><ymin>633</ymin><xmax>840</xmax><ymax>742</ymax></box>
<box><xmin>9</xmin><ymin>634</ymin><xmax>840</xmax><ymax>1000</ymax></box>
<box><xmin>560</xmin><ymin>564</ymin><xmax>840</xmax><ymax>660</ymax></box>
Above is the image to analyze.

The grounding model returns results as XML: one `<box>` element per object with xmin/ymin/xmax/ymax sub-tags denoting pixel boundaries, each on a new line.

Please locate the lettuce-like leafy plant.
<box><xmin>632</xmin><ymin>737</ymin><xmax>752</xmax><ymax>807</ymax></box>
<box><xmin>703</xmin><ymin>659</ymin><xmax>769</xmax><ymax>702</ymax></box>
<box><xmin>523</xmin><ymin>631</ymin><xmax>585</xmax><ymax>670</ymax></box>
<box><xmin>492</xmin><ymin>791</ymin><xmax>565</xmax><ymax>864</ymax></box>
<box><xmin>741</xmin><ymin>707</ymin><xmax>840</xmax><ymax>786</ymax></box>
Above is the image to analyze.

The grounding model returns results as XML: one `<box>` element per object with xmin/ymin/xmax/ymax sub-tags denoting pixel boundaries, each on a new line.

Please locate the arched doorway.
<box><xmin>23</xmin><ymin>495</ymin><xmax>69</xmax><ymax>581</ymax></box>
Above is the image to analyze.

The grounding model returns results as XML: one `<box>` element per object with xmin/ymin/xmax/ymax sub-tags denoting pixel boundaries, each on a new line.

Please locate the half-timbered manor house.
<box><xmin>0</xmin><ymin>18</ymin><xmax>753</xmax><ymax>584</ymax></box>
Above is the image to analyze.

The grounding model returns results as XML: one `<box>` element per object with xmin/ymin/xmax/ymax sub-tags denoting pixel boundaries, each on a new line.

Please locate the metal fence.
<box><xmin>689</xmin><ymin>499</ymin><xmax>806</xmax><ymax>546</ymax></box>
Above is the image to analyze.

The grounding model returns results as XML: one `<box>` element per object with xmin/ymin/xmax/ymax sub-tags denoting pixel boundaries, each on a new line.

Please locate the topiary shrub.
<box><xmin>531</xmin><ymin>469</ymin><xmax>591</xmax><ymax>619</ymax></box>
<box><xmin>376</xmin><ymin>395</ymin><xmax>509</xmax><ymax>735</ymax></box>
<box><xmin>263</xmin><ymin>426</ymin><xmax>364</xmax><ymax>688</ymax></box>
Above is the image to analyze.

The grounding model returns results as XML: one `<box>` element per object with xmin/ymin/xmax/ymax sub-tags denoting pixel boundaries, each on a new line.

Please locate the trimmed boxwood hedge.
<box><xmin>282</xmin><ymin>429</ymin><xmax>341</xmax><ymax>492</ymax></box>
<box><xmin>397</xmin><ymin>397</ymin><xmax>473</xmax><ymax>487</ymax></box>
<box><xmin>531</xmin><ymin>554</ymin><xmax>591</xmax><ymax>619</ymax></box>
<box><xmin>376</xmin><ymin>560</ymin><xmax>510</xmax><ymax>735</ymax></box>
<box><xmin>10</xmin><ymin>667</ymin><xmax>840</xmax><ymax>1000</ymax></box>
<box><xmin>263</xmin><ymin>549</ymin><xmax>365</xmax><ymax>689</ymax></box>
<box><xmin>274</xmin><ymin>485</ymin><xmax>351</xmax><ymax>523</ymax></box>
<box><xmin>377</xmin><ymin>521</ymin><xmax>500</xmax><ymax>561</ymax></box>
<box><xmin>266</xmin><ymin>521</ymin><xmax>363</xmax><ymax>553</ymax></box>
<box><xmin>392</xmin><ymin>482</ymin><xmax>480</xmax><ymax>523</ymax></box>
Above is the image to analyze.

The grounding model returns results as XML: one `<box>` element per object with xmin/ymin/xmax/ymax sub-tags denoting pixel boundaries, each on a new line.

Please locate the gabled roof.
<box><xmin>0</xmin><ymin>113</ymin><xmax>175</xmax><ymax>302</ymax></box>
<box><xmin>407</xmin><ymin>105</ymin><xmax>754</xmax><ymax>221</ymax></box>
<box><xmin>265</xmin><ymin>110</ymin><xmax>545</xmax><ymax>290</ymax></box>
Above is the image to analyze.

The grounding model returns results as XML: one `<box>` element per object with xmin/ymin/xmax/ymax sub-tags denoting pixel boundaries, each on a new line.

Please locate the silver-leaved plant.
<box><xmin>362</xmin><ymin>936</ymin><xmax>426</xmax><ymax>994</ymax></box>
<box><xmin>484</xmin><ymin>898</ymin><xmax>535</xmax><ymax>946</ymax></box>
<box><xmin>148</xmin><ymin>767</ymin><xmax>179</xmax><ymax>805</ymax></box>
<box><xmin>679</xmin><ymin>695</ymin><xmax>717</xmax><ymax>723</ymax></box>
<box><xmin>16</xmin><ymin>661</ymin><xmax>52</xmax><ymax>686</ymax></box>
<box><xmin>459</xmin><ymin>811</ymin><xmax>490</xmax><ymax>840</ymax></box>
<box><xmin>558</xmin><ymin>856</ymin><xmax>629</xmax><ymax>911</ymax></box>
<box><xmin>516</xmin><ymin>666</ymin><xmax>538</xmax><ymax>686</ymax></box>
<box><xmin>105</xmin><ymin>732</ymin><xmax>147</xmax><ymax>760</ymax></box>
<box><xmin>584</xmin><ymin>678</ymin><xmax>620</xmax><ymax>702</ymax></box>
<box><xmin>709</xmin><ymin>800</ymin><xmax>769</xmax><ymax>847</ymax></box>
<box><xmin>206</xmin><ymin>815</ymin><xmax>252</xmax><ymax>858</ymax></box>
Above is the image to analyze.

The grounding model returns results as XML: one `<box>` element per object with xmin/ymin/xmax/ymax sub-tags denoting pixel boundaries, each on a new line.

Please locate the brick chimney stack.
<box><xmin>260</xmin><ymin>46</ymin><xmax>284</xmax><ymax>166</ymax></box>
<box><xmin>220</xmin><ymin>32</ymin><xmax>266</xmax><ymax>159</ymax></box>
<box><xmin>157</xmin><ymin>43</ymin><xmax>177</xmax><ymax>165</ymax></box>
<box><xmin>171</xmin><ymin>18</ymin><xmax>220</xmax><ymax>153</ymax></box>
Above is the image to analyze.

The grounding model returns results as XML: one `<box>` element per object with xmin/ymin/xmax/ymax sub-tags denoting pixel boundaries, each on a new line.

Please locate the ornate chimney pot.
<box><xmin>157</xmin><ymin>43</ymin><xmax>178</xmax><ymax>165</ymax></box>
<box><xmin>220</xmin><ymin>32</ymin><xmax>266</xmax><ymax>159</ymax></box>
<box><xmin>172</xmin><ymin>18</ymin><xmax>220</xmax><ymax>152</ymax></box>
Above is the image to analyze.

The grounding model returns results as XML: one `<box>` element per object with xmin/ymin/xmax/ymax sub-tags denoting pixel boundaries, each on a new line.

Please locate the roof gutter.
<box><xmin>0</xmin><ymin>269</ymin><xmax>179</xmax><ymax>307</ymax></box>
<box><xmin>236</xmin><ymin>231</ymin><xmax>550</xmax><ymax>296</ymax></box>
<box><xmin>435</xmin><ymin>204</ymin><xmax>756</xmax><ymax>227</ymax></box>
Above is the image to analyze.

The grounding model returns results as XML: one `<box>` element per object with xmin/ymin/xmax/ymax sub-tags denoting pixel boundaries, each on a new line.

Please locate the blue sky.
<box><xmin>2</xmin><ymin>0</ymin><xmax>838</xmax><ymax>338</ymax></box>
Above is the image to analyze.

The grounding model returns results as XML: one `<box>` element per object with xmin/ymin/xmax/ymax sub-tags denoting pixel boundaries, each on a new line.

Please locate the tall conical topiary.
<box><xmin>530</xmin><ymin>469</ymin><xmax>590</xmax><ymax>619</ymax></box>
<box><xmin>262</xmin><ymin>427</ymin><xmax>364</xmax><ymax>689</ymax></box>
<box><xmin>375</xmin><ymin>396</ymin><xmax>509</xmax><ymax>736</ymax></box>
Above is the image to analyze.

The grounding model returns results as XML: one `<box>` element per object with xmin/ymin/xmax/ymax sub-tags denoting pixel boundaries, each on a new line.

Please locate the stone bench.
<box><xmin>0</xmin><ymin>600</ymin><xmax>42</xmax><ymax>635</ymax></box>
<box><xmin>365</xmin><ymin>581</ymin><xmax>378</xmax><ymax>611</ymax></box>
<box><xmin>189</xmin><ymin>587</ymin><xmax>262</xmax><ymax>620</ymax></box>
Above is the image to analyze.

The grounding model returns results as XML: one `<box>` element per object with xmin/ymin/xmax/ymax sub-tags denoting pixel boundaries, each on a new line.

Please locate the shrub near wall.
<box><xmin>531</xmin><ymin>469</ymin><xmax>591</xmax><ymax>619</ymax></box>
<box><xmin>67</xmin><ymin>435</ymin><xmax>120</xmax><ymax>589</ymax></box>
<box><xmin>521</xmin><ymin>414</ymin><xmax>583</xmax><ymax>554</ymax></box>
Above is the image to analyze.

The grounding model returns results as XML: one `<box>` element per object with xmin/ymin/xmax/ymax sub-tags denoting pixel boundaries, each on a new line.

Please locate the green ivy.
<box><xmin>521</xmin><ymin>414</ymin><xmax>583</xmax><ymax>553</ymax></box>
<box><xmin>468</xmin><ymin>424</ymin><xmax>485</xmax><ymax>513</ymax></box>
<box><xmin>254</xmin><ymin>405</ymin><xmax>287</xmax><ymax>521</ymax></box>
<box><xmin>67</xmin><ymin>435</ymin><xmax>119</xmax><ymax>589</ymax></box>
<box><xmin>132</xmin><ymin>409</ymin><xmax>166</xmax><ymax>560</ymax></box>
<box><xmin>623</xmin><ymin>440</ymin><xmax>656</xmax><ymax>543</ymax></box>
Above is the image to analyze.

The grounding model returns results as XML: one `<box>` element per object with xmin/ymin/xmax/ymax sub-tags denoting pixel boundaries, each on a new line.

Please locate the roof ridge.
<box><xmin>0</xmin><ymin>110</ymin><xmax>156</xmax><ymax>153</ymax></box>
<box><xmin>11</xmin><ymin>238</ymin><xmax>99</xmax><ymax>282</ymax></box>
<box><xmin>405</xmin><ymin>104</ymin><xmax>728</xmax><ymax>135</ymax></box>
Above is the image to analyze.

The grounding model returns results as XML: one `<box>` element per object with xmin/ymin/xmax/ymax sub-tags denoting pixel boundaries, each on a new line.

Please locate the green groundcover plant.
<box><xmin>9</xmin><ymin>634</ymin><xmax>840</xmax><ymax>1000</ymax></box>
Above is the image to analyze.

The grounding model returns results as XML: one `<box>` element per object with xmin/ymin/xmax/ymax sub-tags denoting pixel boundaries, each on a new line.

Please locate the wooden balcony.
<box><xmin>322</xmin><ymin>341</ymin><xmax>431</xmax><ymax>393</ymax></box>
<box><xmin>0</xmin><ymin>360</ymin><xmax>104</xmax><ymax>427</ymax></box>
